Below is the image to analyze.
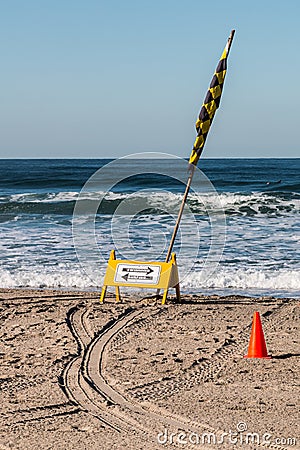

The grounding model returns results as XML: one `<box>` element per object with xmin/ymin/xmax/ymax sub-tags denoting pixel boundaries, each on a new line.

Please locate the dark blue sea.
<box><xmin>0</xmin><ymin>157</ymin><xmax>299</xmax><ymax>297</ymax></box>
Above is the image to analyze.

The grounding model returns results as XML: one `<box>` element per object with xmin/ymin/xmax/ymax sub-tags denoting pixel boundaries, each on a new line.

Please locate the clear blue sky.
<box><xmin>1</xmin><ymin>0</ymin><xmax>299</xmax><ymax>158</ymax></box>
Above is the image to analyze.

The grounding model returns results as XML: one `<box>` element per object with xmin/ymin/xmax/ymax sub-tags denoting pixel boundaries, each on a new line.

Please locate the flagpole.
<box><xmin>164</xmin><ymin>164</ymin><xmax>195</xmax><ymax>262</ymax></box>
<box><xmin>164</xmin><ymin>30</ymin><xmax>235</xmax><ymax>264</ymax></box>
<box><xmin>155</xmin><ymin>164</ymin><xmax>195</xmax><ymax>298</ymax></box>
<box><xmin>155</xmin><ymin>29</ymin><xmax>235</xmax><ymax>298</ymax></box>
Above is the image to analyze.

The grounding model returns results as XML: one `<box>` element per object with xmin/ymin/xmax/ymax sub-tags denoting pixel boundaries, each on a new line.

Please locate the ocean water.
<box><xmin>0</xmin><ymin>157</ymin><xmax>299</xmax><ymax>298</ymax></box>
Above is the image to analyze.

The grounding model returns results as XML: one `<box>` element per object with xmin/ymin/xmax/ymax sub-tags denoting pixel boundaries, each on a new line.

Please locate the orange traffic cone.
<box><xmin>244</xmin><ymin>311</ymin><xmax>271</xmax><ymax>359</ymax></box>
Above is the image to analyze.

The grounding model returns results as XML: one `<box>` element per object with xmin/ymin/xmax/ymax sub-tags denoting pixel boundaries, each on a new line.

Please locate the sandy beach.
<box><xmin>0</xmin><ymin>288</ymin><xmax>298</xmax><ymax>450</ymax></box>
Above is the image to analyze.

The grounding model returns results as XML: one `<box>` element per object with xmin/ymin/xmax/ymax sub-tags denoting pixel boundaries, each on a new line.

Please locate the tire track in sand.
<box><xmin>63</xmin><ymin>306</ymin><xmax>222</xmax><ymax>449</ymax></box>
<box><xmin>62</xmin><ymin>302</ymin><xmax>290</xmax><ymax>450</ymax></box>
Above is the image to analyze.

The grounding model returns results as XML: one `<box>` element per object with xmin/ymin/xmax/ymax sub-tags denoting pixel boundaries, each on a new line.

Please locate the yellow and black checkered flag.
<box><xmin>189</xmin><ymin>30</ymin><xmax>235</xmax><ymax>166</ymax></box>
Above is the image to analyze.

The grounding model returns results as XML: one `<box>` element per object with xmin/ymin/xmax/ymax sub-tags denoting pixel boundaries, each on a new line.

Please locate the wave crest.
<box><xmin>0</xmin><ymin>190</ymin><xmax>298</xmax><ymax>217</ymax></box>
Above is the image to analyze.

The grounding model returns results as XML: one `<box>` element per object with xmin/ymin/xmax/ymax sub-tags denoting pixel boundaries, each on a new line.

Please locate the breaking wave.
<box><xmin>181</xmin><ymin>267</ymin><xmax>300</xmax><ymax>294</ymax></box>
<box><xmin>0</xmin><ymin>190</ymin><xmax>298</xmax><ymax>218</ymax></box>
<box><xmin>1</xmin><ymin>266</ymin><xmax>299</xmax><ymax>298</ymax></box>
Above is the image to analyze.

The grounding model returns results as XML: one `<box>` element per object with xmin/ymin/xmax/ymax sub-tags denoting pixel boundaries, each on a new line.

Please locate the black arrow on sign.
<box><xmin>122</xmin><ymin>266</ymin><xmax>154</xmax><ymax>275</ymax></box>
<box><xmin>121</xmin><ymin>273</ymin><xmax>154</xmax><ymax>282</ymax></box>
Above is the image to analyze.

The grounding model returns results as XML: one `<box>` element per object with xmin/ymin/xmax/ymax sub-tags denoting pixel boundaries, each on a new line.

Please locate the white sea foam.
<box><xmin>9</xmin><ymin>191</ymin><xmax>82</xmax><ymax>203</ymax></box>
<box><xmin>181</xmin><ymin>267</ymin><xmax>300</xmax><ymax>292</ymax></box>
<box><xmin>1</xmin><ymin>188</ymin><xmax>299</xmax><ymax>297</ymax></box>
<box><xmin>0</xmin><ymin>265</ymin><xmax>299</xmax><ymax>298</ymax></box>
<box><xmin>0</xmin><ymin>267</ymin><xmax>101</xmax><ymax>290</ymax></box>
<box><xmin>4</xmin><ymin>190</ymin><xmax>299</xmax><ymax>217</ymax></box>
<box><xmin>189</xmin><ymin>192</ymin><xmax>300</xmax><ymax>216</ymax></box>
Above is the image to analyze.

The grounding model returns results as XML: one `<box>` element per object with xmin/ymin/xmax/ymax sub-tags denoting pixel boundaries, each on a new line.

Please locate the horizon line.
<box><xmin>0</xmin><ymin>156</ymin><xmax>299</xmax><ymax>160</ymax></box>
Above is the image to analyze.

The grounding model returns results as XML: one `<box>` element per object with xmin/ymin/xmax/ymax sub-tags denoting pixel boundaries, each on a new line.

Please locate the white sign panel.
<box><xmin>114</xmin><ymin>263</ymin><xmax>161</xmax><ymax>285</ymax></box>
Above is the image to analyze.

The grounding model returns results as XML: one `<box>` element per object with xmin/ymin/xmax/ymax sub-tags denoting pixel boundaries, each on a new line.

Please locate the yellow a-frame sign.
<box><xmin>100</xmin><ymin>250</ymin><xmax>180</xmax><ymax>305</ymax></box>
